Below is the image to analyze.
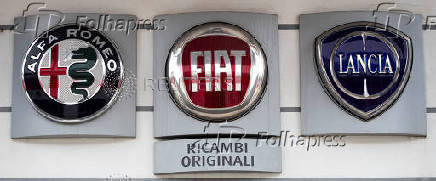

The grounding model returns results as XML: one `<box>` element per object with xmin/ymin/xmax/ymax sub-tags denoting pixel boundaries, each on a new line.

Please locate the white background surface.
<box><xmin>0</xmin><ymin>0</ymin><xmax>435</xmax><ymax>178</ymax></box>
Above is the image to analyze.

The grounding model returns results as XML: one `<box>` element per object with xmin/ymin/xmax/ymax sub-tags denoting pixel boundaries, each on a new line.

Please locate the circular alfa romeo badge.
<box><xmin>22</xmin><ymin>24</ymin><xmax>123</xmax><ymax>123</ymax></box>
<box><xmin>166</xmin><ymin>22</ymin><xmax>268</xmax><ymax>121</ymax></box>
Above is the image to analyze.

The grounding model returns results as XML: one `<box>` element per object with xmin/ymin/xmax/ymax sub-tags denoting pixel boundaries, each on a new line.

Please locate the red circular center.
<box><xmin>181</xmin><ymin>36</ymin><xmax>251</xmax><ymax>108</ymax></box>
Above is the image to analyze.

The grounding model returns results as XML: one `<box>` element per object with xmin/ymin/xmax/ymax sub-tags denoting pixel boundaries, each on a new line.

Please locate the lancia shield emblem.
<box><xmin>315</xmin><ymin>21</ymin><xmax>412</xmax><ymax>121</ymax></box>
<box><xmin>166</xmin><ymin>22</ymin><xmax>268</xmax><ymax>121</ymax></box>
<box><xmin>22</xmin><ymin>24</ymin><xmax>123</xmax><ymax>123</ymax></box>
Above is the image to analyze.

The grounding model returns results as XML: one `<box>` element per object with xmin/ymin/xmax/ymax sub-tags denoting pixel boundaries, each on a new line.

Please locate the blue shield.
<box><xmin>314</xmin><ymin>22</ymin><xmax>412</xmax><ymax>121</ymax></box>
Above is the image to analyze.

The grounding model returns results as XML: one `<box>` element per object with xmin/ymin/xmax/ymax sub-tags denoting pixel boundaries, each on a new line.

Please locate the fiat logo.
<box><xmin>166</xmin><ymin>22</ymin><xmax>268</xmax><ymax>121</ymax></box>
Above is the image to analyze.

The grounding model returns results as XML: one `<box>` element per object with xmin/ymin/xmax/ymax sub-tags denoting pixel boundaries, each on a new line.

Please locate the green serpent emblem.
<box><xmin>68</xmin><ymin>47</ymin><xmax>97</xmax><ymax>101</ymax></box>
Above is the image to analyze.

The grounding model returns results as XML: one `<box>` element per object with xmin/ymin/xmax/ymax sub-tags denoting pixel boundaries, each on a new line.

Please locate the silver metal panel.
<box><xmin>300</xmin><ymin>11</ymin><xmax>426</xmax><ymax>136</ymax></box>
<box><xmin>11</xmin><ymin>13</ymin><xmax>137</xmax><ymax>138</ymax></box>
<box><xmin>154</xmin><ymin>138</ymin><xmax>282</xmax><ymax>174</ymax></box>
<box><xmin>153</xmin><ymin>12</ymin><xmax>281</xmax><ymax>137</ymax></box>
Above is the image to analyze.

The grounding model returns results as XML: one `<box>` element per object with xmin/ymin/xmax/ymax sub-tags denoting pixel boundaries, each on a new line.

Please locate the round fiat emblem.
<box><xmin>22</xmin><ymin>24</ymin><xmax>123</xmax><ymax>123</ymax></box>
<box><xmin>166</xmin><ymin>22</ymin><xmax>268</xmax><ymax>121</ymax></box>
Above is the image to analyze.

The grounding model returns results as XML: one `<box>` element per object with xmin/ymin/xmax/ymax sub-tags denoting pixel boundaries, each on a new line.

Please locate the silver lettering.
<box><xmin>356</xmin><ymin>54</ymin><xmax>366</xmax><ymax>73</ymax></box>
<box><xmin>231</xmin><ymin>50</ymin><xmax>245</xmax><ymax>91</ymax></box>
<box><xmin>92</xmin><ymin>36</ymin><xmax>106</xmax><ymax>49</ymax></box>
<box><xmin>214</xmin><ymin>50</ymin><xmax>233</xmax><ymax>91</ymax></box>
<box><xmin>67</xmin><ymin>29</ymin><xmax>78</xmax><ymax>37</ymax></box>
<box><xmin>190</xmin><ymin>51</ymin><xmax>203</xmax><ymax>92</ymax></box>
<box><xmin>368</xmin><ymin>54</ymin><xmax>378</xmax><ymax>73</ymax></box>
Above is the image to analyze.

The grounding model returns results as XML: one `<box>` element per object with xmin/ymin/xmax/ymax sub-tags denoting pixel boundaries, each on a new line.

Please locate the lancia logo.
<box><xmin>315</xmin><ymin>22</ymin><xmax>412</xmax><ymax>121</ymax></box>
<box><xmin>22</xmin><ymin>24</ymin><xmax>123</xmax><ymax>123</ymax></box>
<box><xmin>166</xmin><ymin>22</ymin><xmax>267</xmax><ymax>121</ymax></box>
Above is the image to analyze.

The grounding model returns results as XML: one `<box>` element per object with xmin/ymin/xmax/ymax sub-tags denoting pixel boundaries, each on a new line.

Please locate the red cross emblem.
<box><xmin>39</xmin><ymin>44</ymin><xmax>67</xmax><ymax>99</ymax></box>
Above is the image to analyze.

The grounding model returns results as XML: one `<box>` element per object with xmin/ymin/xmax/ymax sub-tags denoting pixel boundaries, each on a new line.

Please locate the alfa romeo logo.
<box><xmin>166</xmin><ymin>22</ymin><xmax>267</xmax><ymax>121</ymax></box>
<box><xmin>22</xmin><ymin>24</ymin><xmax>123</xmax><ymax>123</ymax></box>
<box><xmin>315</xmin><ymin>22</ymin><xmax>412</xmax><ymax>121</ymax></box>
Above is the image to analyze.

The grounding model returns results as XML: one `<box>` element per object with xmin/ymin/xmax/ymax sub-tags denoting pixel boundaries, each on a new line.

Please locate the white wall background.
<box><xmin>0</xmin><ymin>0</ymin><xmax>435</xmax><ymax>178</ymax></box>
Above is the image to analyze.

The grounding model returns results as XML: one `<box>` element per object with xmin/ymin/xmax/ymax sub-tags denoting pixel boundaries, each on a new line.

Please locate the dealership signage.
<box><xmin>153</xmin><ymin>12</ymin><xmax>281</xmax><ymax>173</ymax></box>
<box><xmin>166</xmin><ymin>22</ymin><xmax>267</xmax><ymax>121</ymax></box>
<box><xmin>8</xmin><ymin>10</ymin><xmax>429</xmax><ymax>175</ymax></box>
<box><xmin>154</xmin><ymin>138</ymin><xmax>281</xmax><ymax>174</ymax></box>
<box><xmin>22</xmin><ymin>24</ymin><xmax>123</xmax><ymax>122</ymax></box>
<box><xmin>300</xmin><ymin>12</ymin><xmax>426</xmax><ymax>135</ymax></box>
<box><xmin>11</xmin><ymin>13</ymin><xmax>137</xmax><ymax>138</ymax></box>
<box><xmin>314</xmin><ymin>21</ymin><xmax>413</xmax><ymax>121</ymax></box>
